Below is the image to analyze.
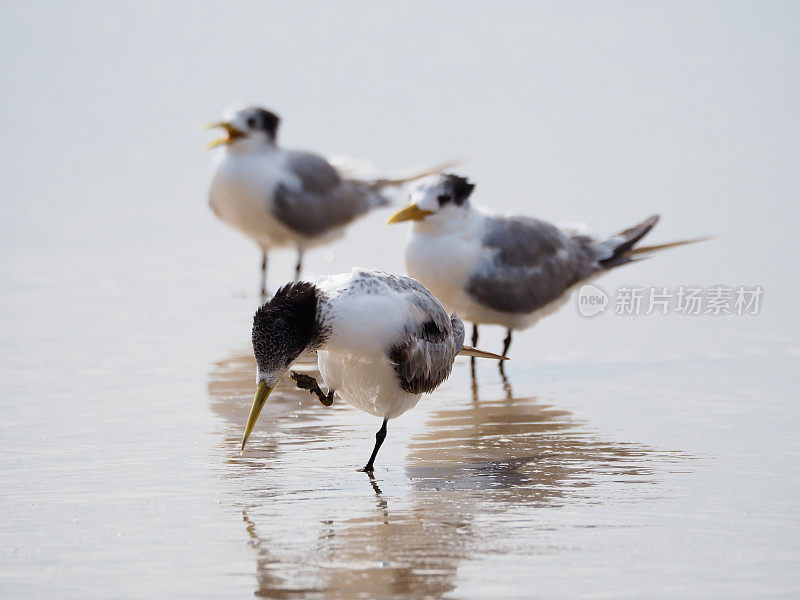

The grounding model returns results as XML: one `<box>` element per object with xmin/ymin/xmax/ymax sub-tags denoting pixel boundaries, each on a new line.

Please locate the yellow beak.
<box><xmin>205</xmin><ymin>121</ymin><xmax>246</xmax><ymax>149</ymax></box>
<box><xmin>387</xmin><ymin>203</ymin><xmax>435</xmax><ymax>224</ymax></box>
<box><xmin>241</xmin><ymin>381</ymin><xmax>274</xmax><ymax>452</ymax></box>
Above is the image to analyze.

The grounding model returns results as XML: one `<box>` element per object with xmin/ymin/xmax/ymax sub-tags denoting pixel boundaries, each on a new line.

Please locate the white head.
<box><xmin>388</xmin><ymin>174</ymin><xmax>476</xmax><ymax>231</ymax></box>
<box><xmin>206</xmin><ymin>106</ymin><xmax>281</xmax><ymax>153</ymax></box>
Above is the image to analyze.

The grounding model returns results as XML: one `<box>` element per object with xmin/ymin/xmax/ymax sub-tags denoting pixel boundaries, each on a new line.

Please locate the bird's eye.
<box><xmin>437</xmin><ymin>194</ymin><xmax>449</xmax><ymax>203</ymax></box>
<box><xmin>246</xmin><ymin>117</ymin><xmax>257</xmax><ymax>128</ymax></box>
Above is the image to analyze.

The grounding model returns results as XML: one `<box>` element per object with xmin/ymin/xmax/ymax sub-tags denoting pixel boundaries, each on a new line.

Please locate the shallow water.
<box><xmin>208</xmin><ymin>352</ymin><xmax>675</xmax><ymax>599</ymax></box>
<box><xmin>209</xmin><ymin>355</ymin><xmax>657</xmax><ymax>596</ymax></box>
<box><xmin>3</xmin><ymin>243</ymin><xmax>796</xmax><ymax>598</ymax></box>
<box><xmin>2</xmin><ymin>2</ymin><xmax>800</xmax><ymax>598</ymax></box>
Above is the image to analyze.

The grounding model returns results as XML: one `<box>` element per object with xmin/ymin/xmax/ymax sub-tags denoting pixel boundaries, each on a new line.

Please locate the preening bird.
<box><xmin>240</xmin><ymin>269</ymin><xmax>503</xmax><ymax>472</ymax></box>
<box><xmin>389</xmin><ymin>174</ymin><xmax>708</xmax><ymax>358</ymax></box>
<box><xmin>207</xmin><ymin>106</ymin><xmax>454</xmax><ymax>297</ymax></box>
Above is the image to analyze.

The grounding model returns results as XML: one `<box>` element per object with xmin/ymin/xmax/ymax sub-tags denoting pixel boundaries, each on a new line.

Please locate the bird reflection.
<box><xmin>366</xmin><ymin>472</ymin><xmax>389</xmax><ymax>523</ymax></box>
<box><xmin>472</xmin><ymin>354</ymin><xmax>513</xmax><ymax>402</ymax></box>
<box><xmin>408</xmin><ymin>366</ymin><xmax>658</xmax><ymax>506</ymax></box>
<box><xmin>208</xmin><ymin>349</ymin><xmax>328</xmax><ymax>472</ymax></box>
<box><xmin>209</xmin><ymin>349</ymin><xmax>678</xmax><ymax>600</ymax></box>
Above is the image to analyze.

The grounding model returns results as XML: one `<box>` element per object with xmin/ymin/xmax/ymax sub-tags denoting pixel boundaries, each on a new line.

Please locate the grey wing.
<box><xmin>271</xmin><ymin>151</ymin><xmax>389</xmax><ymax>238</ymax></box>
<box><xmin>465</xmin><ymin>216</ymin><xmax>601</xmax><ymax>314</ymax></box>
<box><xmin>350</xmin><ymin>271</ymin><xmax>464</xmax><ymax>394</ymax></box>
<box><xmin>368</xmin><ymin>271</ymin><xmax>464</xmax><ymax>394</ymax></box>
<box><xmin>284</xmin><ymin>150</ymin><xmax>342</xmax><ymax>194</ymax></box>
<box><xmin>388</xmin><ymin>311</ymin><xmax>465</xmax><ymax>394</ymax></box>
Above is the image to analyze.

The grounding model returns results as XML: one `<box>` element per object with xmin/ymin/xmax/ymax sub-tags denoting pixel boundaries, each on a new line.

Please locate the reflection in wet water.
<box><xmin>208</xmin><ymin>349</ymin><xmax>680</xmax><ymax>599</ymax></box>
<box><xmin>408</xmin><ymin>369</ymin><xmax>658</xmax><ymax>505</ymax></box>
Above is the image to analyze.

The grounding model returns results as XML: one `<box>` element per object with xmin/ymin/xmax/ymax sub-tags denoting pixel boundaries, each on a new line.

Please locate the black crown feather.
<box><xmin>442</xmin><ymin>174</ymin><xmax>475</xmax><ymax>206</ymax></box>
<box><xmin>252</xmin><ymin>282</ymin><xmax>322</xmax><ymax>369</ymax></box>
<box><xmin>246</xmin><ymin>106</ymin><xmax>281</xmax><ymax>140</ymax></box>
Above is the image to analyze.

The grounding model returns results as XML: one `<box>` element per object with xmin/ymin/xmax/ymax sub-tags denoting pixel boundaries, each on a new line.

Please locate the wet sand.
<box><xmin>200</xmin><ymin>344</ymin><xmax>796</xmax><ymax>599</ymax></box>
<box><xmin>1</xmin><ymin>243</ymin><xmax>797</xmax><ymax>598</ymax></box>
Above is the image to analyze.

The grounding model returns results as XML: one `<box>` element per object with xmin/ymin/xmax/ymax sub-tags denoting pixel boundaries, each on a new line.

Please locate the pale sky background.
<box><xmin>2</xmin><ymin>2</ymin><xmax>798</xmax><ymax>294</ymax></box>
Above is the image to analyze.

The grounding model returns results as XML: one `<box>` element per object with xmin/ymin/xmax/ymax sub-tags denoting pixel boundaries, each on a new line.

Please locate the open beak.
<box><xmin>205</xmin><ymin>121</ymin><xmax>246</xmax><ymax>149</ymax></box>
<box><xmin>241</xmin><ymin>381</ymin><xmax>274</xmax><ymax>452</ymax></box>
<box><xmin>387</xmin><ymin>203</ymin><xmax>434</xmax><ymax>224</ymax></box>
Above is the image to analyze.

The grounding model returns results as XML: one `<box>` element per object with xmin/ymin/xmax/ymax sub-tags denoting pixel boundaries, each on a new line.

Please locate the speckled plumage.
<box><xmin>251</xmin><ymin>269</ymin><xmax>466</xmax><ymax>417</ymax></box>
<box><xmin>252</xmin><ymin>282</ymin><xmax>329</xmax><ymax>382</ymax></box>
<box><xmin>316</xmin><ymin>270</ymin><xmax>465</xmax><ymax>408</ymax></box>
<box><xmin>247</xmin><ymin>269</ymin><xmax>492</xmax><ymax>471</ymax></box>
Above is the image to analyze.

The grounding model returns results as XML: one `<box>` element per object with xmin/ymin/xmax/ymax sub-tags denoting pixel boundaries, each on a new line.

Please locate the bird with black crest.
<box><xmin>389</xmin><ymin>174</ymin><xmax>709</xmax><ymax>361</ymax></box>
<box><xmin>207</xmin><ymin>106</ymin><xmax>457</xmax><ymax>298</ymax></box>
<box><xmin>240</xmin><ymin>269</ymin><xmax>504</xmax><ymax>472</ymax></box>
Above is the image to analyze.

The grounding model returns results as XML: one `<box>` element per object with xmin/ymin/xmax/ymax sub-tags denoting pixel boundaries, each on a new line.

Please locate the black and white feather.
<box><xmin>312</xmin><ymin>269</ymin><xmax>467</xmax><ymax>419</ymax></box>
<box><xmin>384</xmin><ymin>280</ymin><xmax>465</xmax><ymax>394</ymax></box>
<box><xmin>247</xmin><ymin>269</ymin><xmax>483</xmax><ymax>471</ymax></box>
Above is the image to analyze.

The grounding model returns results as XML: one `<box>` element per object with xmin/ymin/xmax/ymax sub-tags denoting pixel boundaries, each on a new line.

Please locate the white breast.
<box><xmin>313</xmin><ymin>270</ymin><xmax>433</xmax><ymax>420</ymax></box>
<box><xmin>317</xmin><ymin>350</ymin><xmax>422</xmax><ymax>419</ymax></box>
<box><xmin>208</xmin><ymin>150</ymin><xmax>296</xmax><ymax>248</ymax></box>
<box><xmin>405</xmin><ymin>220</ymin><xmax>490</xmax><ymax>321</ymax></box>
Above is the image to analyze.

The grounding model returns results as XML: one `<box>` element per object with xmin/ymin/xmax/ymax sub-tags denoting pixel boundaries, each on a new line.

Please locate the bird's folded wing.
<box><xmin>360</xmin><ymin>272</ymin><xmax>467</xmax><ymax>395</ymax></box>
<box><xmin>272</xmin><ymin>151</ymin><xmax>388</xmax><ymax>237</ymax></box>
<box><xmin>284</xmin><ymin>150</ymin><xmax>342</xmax><ymax>194</ymax></box>
<box><xmin>465</xmin><ymin>216</ymin><xmax>598</xmax><ymax>314</ymax></box>
<box><xmin>387</xmin><ymin>314</ymin><xmax>465</xmax><ymax>394</ymax></box>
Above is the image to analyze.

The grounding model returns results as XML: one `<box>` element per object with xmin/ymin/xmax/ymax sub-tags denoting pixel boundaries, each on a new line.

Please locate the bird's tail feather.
<box><xmin>627</xmin><ymin>236</ymin><xmax>714</xmax><ymax>256</ymax></box>
<box><xmin>369</xmin><ymin>159</ymin><xmax>464</xmax><ymax>190</ymax></box>
<box><xmin>458</xmin><ymin>345</ymin><xmax>509</xmax><ymax>360</ymax></box>
<box><xmin>597</xmin><ymin>214</ymin><xmax>710</xmax><ymax>269</ymax></box>
<box><xmin>603</xmin><ymin>214</ymin><xmax>661</xmax><ymax>259</ymax></box>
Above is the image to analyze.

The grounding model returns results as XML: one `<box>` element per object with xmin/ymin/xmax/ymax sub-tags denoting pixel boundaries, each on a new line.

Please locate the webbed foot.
<box><xmin>290</xmin><ymin>371</ymin><xmax>334</xmax><ymax>406</ymax></box>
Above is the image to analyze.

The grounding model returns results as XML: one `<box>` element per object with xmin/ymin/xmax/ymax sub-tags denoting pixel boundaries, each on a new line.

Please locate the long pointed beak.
<box><xmin>458</xmin><ymin>345</ymin><xmax>509</xmax><ymax>360</ymax></box>
<box><xmin>205</xmin><ymin>121</ymin><xmax>245</xmax><ymax>149</ymax></box>
<box><xmin>241</xmin><ymin>381</ymin><xmax>273</xmax><ymax>452</ymax></box>
<box><xmin>387</xmin><ymin>203</ymin><xmax>435</xmax><ymax>224</ymax></box>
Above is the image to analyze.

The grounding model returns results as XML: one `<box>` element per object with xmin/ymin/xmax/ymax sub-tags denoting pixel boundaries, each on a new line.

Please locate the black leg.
<box><xmin>290</xmin><ymin>372</ymin><xmax>334</xmax><ymax>406</ymax></box>
<box><xmin>502</xmin><ymin>329</ymin><xmax>512</xmax><ymax>358</ymax></box>
<box><xmin>470</xmin><ymin>323</ymin><xmax>479</xmax><ymax>369</ymax></box>
<box><xmin>294</xmin><ymin>248</ymin><xmax>304</xmax><ymax>282</ymax></box>
<box><xmin>360</xmin><ymin>419</ymin><xmax>388</xmax><ymax>473</ymax></box>
<box><xmin>499</xmin><ymin>329</ymin><xmax>512</xmax><ymax>375</ymax></box>
<box><xmin>260</xmin><ymin>251</ymin><xmax>269</xmax><ymax>300</ymax></box>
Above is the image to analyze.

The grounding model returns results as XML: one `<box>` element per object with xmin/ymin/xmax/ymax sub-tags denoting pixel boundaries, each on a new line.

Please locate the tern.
<box><xmin>207</xmin><ymin>106</ymin><xmax>455</xmax><ymax>297</ymax></box>
<box><xmin>239</xmin><ymin>269</ymin><xmax>504</xmax><ymax>472</ymax></box>
<box><xmin>389</xmin><ymin>174</ymin><xmax>708</xmax><ymax>359</ymax></box>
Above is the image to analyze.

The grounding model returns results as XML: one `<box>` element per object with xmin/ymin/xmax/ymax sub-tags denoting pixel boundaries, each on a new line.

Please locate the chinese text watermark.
<box><xmin>577</xmin><ymin>284</ymin><xmax>763</xmax><ymax>317</ymax></box>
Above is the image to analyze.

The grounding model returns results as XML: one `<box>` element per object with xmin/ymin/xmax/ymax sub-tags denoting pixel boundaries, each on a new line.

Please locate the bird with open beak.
<box><xmin>206</xmin><ymin>105</ymin><xmax>457</xmax><ymax>299</ymax></box>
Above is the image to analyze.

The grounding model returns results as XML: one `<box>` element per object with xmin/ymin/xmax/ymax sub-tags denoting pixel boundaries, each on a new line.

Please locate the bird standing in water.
<box><xmin>207</xmin><ymin>106</ymin><xmax>454</xmax><ymax>298</ymax></box>
<box><xmin>240</xmin><ymin>269</ymin><xmax>503</xmax><ymax>472</ymax></box>
<box><xmin>389</xmin><ymin>174</ymin><xmax>707</xmax><ymax>361</ymax></box>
